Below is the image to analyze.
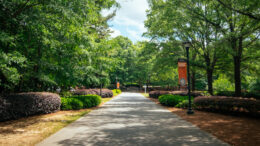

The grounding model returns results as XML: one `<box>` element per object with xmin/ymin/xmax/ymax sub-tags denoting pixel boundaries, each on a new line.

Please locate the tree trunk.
<box><xmin>234</xmin><ymin>56</ymin><xmax>241</xmax><ymax>97</ymax></box>
<box><xmin>233</xmin><ymin>37</ymin><xmax>243</xmax><ymax>97</ymax></box>
<box><xmin>207</xmin><ymin>69</ymin><xmax>213</xmax><ymax>95</ymax></box>
<box><xmin>191</xmin><ymin>71</ymin><xmax>196</xmax><ymax>91</ymax></box>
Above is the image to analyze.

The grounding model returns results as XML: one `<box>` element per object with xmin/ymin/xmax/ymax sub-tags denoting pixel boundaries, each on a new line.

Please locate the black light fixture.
<box><xmin>183</xmin><ymin>41</ymin><xmax>194</xmax><ymax>115</ymax></box>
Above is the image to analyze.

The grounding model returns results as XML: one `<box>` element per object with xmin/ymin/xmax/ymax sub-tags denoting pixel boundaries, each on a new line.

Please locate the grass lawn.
<box><xmin>148</xmin><ymin>97</ymin><xmax>260</xmax><ymax>146</ymax></box>
<box><xmin>0</xmin><ymin>97</ymin><xmax>113</xmax><ymax>146</ymax></box>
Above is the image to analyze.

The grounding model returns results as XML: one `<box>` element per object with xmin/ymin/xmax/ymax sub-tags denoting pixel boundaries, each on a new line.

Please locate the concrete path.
<box><xmin>37</xmin><ymin>93</ymin><xmax>228</xmax><ymax>146</ymax></box>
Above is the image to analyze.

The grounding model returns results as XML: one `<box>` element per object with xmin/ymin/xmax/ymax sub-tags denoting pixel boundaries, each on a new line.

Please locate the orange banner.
<box><xmin>117</xmin><ymin>82</ymin><xmax>120</xmax><ymax>89</ymax></box>
<box><xmin>178</xmin><ymin>60</ymin><xmax>187</xmax><ymax>87</ymax></box>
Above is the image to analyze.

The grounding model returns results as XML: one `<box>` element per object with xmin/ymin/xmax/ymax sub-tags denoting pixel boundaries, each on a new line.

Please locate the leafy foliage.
<box><xmin>61</xmin><ymin>95</ymin><xmax>101</xmax><ymax>110</ymax></box>
<box><xmin>158</xmin><ymin>94</ymin><xmax>193</xmax><ymax>107</ymax></box>
<box><xmin>175</xmin><ymin>100</ymin><xmax>195</xmax><ymax>109</ymax></box>
<box><xmin>213</xmin><ymin>75</ymin><xmax>235</xmax><ymax>92</ymax></box>
<box><xmin>145</xmin><ymin>0</ymin><xmax>260</xmax><ymax>96</ymax></box>
<box><xmin>0</xmin><ymin>0</ymin><xmax>118</xmax><ymax>93</ymax></box>
<box><xmin>112</xmin><ymin>89</ymin><xmax>121</xmax><ymax>96</ymax></box>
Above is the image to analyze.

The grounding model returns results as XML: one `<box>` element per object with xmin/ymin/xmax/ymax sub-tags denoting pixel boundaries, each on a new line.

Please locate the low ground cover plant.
<box><xmin>194</xmin><ymin>96</ymin><xmax>260</xmax><ymax>117</ymax></box>
<box><xmin>0</xmin><ymin>92</ymin><xmax>61</xmax><ymax>122</ymax></box>
<box><xmin>61</xmin><ymin>95</ymin><xmax>101</xmax><ymax>110</ymax></box>
<box><xmin>158</xmin><ymin>94</ymin><xmax>193</xmax><ymax>107</ymax></box>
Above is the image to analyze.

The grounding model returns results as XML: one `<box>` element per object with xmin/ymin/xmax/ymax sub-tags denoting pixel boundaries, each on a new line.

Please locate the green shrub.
<box><xmin>112</xmin><ymin>89</ymin><xmax>122</xmax><ymax>96</ymax></box>
<box><xmin>159</xmin><ymin>94</ymin><xmax>193</xmax><ymax>107</ymax></box>
<box><xmin>175</xmin><ymin>100</ymin><xmax>195</xmax><ymax>108</ymax></box>
<box><xmin>61</xmin><ymin>95</ymin><xmax>101</xmax><ymax>110</ymax></box>
<box><xmin>249</xmin><ymin>79</ymin><xmax>260</xmax><ymax>92</ymax></box>
<box><xmin>61</xmin><ymin>98</ymin><xmax>72</xmax><ymax>110</ymax></box>
<box><xmin>88</xmin><ymin>95</ymin><xmax>102</xmax><ymax>106</ymax></box>
<box><xmin>61</xmin><ymin>97</ymin><xmax>83</xmax><ymax>110</ymax></box>
<box><xmin>159</xmin><ymin>94</ymin><xmax>177</xmax><ymax>106</ymax></box>
<box><xmin>213</xmin><ymin>74</ymin><xmax>234</xmax><ymax>92</ymax></box>
<box><xmin>69</xmin><ymin>98</ymin><xmax>83</xmax><ymax>110</ymax></box>
<box><xmin>77</xmin><ymin>95</ymin><xmax>101</xmax><ymax>108</ymax></box>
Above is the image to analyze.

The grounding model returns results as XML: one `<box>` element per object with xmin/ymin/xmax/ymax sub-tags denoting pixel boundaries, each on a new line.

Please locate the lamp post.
<box><xmin>183</xmin><ymin>41</ymin><xmax>194</xmax><ymax>115</ymax></box>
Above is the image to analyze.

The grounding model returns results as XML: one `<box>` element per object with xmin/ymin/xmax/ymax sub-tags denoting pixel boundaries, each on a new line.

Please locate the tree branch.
<box><xmin>216</xmin><ymin>0</ymin><xmax>260</xmax><ymax>21</ymax></box>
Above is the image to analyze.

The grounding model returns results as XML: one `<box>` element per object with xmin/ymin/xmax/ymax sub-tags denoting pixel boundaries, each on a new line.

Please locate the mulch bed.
<box><xmin>149</xmin><ymin>98</ymin><xmax>260</xmax><ymax>146</ymax></box>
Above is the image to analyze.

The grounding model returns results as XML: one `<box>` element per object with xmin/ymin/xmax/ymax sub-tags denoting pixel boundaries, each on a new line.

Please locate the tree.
<box><xmin>0</xmin><ymin>0</ymin><xmax>118</xmax><ymax>93</ymax></box>
<box><xmin>145</xmin><ymin>0</ymin><xmax>260</xmax><ymax>95</ymax></box>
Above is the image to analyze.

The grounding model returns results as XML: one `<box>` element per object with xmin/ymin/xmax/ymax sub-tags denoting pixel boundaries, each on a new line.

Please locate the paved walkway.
<box><xmin>37</xmin><ymin>93</ymin><xmax>228</xmax><ymax>146</ymax></box>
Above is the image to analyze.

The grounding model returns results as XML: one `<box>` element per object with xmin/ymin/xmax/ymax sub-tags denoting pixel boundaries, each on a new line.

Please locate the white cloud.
<box><xmin>115</xmin><ymin>0</ymin><xmax>148</xmax><ymax>32</ymax></box>
<box><xmin>127</xmin><ymin>29</ymin><xmax>141</xmax><ymax>40</ymax></box>
<box><xmin>102</xmin><ymin>0</ymin><xmax>149</xmax><ymax>42</ymax></box>
<box><xmin>110</xmin><ymin>28</ymin><xmax>121</xmax><ymax>38</ymax></box>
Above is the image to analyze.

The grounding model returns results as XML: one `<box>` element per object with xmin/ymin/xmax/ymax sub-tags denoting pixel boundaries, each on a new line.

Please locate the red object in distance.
<box><xmin>178</xmin><ymin>59</ymin><xmax>187</xmax><ymax>87</ymax></box>
<box><xmin>117</xmin><ymin>82</ymin><xmax>120</xmax><ymax>89</ymax></box>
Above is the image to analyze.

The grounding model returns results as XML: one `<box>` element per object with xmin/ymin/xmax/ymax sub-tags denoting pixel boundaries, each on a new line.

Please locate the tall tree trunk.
<box><xmin>234</xmin><ymin>37</ymin><xmax>243</xmax><ymax>97</ymax></box>
<box><xmin>191</xmin><ymin>71</ymin><xmax>196</xmax><ymax>91</ymax></box>
<box><xmin>207</xmin><ymin>69</ymin><xmax>213</xmax><ymax>95</ymax></box>
<box><xmin>234</xmin><ymin>56</ymin><xmax>241</xmax><ymax>96</ymax></box>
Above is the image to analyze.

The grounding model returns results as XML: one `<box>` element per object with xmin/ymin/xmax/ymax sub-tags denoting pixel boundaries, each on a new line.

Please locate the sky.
<box><xmin>102</xmin><ymin>0</ymin><xmax>149</xmax><ymax>43</ymax></box>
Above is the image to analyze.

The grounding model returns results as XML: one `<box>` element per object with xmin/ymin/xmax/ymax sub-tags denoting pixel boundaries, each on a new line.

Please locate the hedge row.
<box><xmin>194</xmin><ymin>96</ymin><xmax>260</xmax><ymax>117</ymax></box>
<box><xmin>0</xmin><ymin>92</ymin><xmax>61</xmax><ymax>122</ymax></box>
<box><xmin>149</xmin><ymin>91</ymin><xmax>171</xmax><ymax>98</ymax></box>
<box><xmin>216</xmin><ymin>91</ymin><xmax>260</xmax><ymax>100</ymax></box>
<box><xmin>73</xmin><ymin>89</ymin><xmax>113</xmax><ymax>98</ymax></box>
<box><xmin>158</xmin><ymin>94</ymin><xmax>193</xmax><ymax>107</ymax></box>
<box><xmin>0</xmin><ymin>98</ymin><xmax>11</xmax><ymax>121</ymax></box>
<box><xmin>61</xmin><ymin>95</ymin><xmax>101</xmax><ymax>110</ymax></box>
<box><xmin>149</xmin><ymin>90</ymin><xmax>202</xmax><ymax>98</ymax></box>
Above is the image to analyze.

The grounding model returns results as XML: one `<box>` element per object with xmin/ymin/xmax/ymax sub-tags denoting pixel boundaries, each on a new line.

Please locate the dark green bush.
<box><xmin>194</xmin><ymin>96</ymin><xmax>260</xmax><ymax>117</ymax></box>
<box><xmin>61</xmin><ymin>98</ymin><xmax>83</xmax><ymax>110</ymax></box>
<box><xmin>61</xmin><ymin>98</ymin><xmax>72</xmax><ymax>110</ymax></box>
<box><xmin>69</xmin><ymin>98</ymin><xmax>83</xmax><ymax>110</ymax></box>
<box><xmin>61</xmin><ymin>95</ymin><xmax>101</xmax><ymax>110</ymax></box>
<box><xmin>159</xmin><ymin>95</ymin><xmax>192</xmax><ymax>107</ymax></box>
<box><xmin>76</xmin><ymin>95</ymin><xmax>101</xmax><ymax>108</ymax></box>
<box><xmin>159</xmin><ymin>94</ymin><xmax>177</xmax><ymax>106</ymax></box>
